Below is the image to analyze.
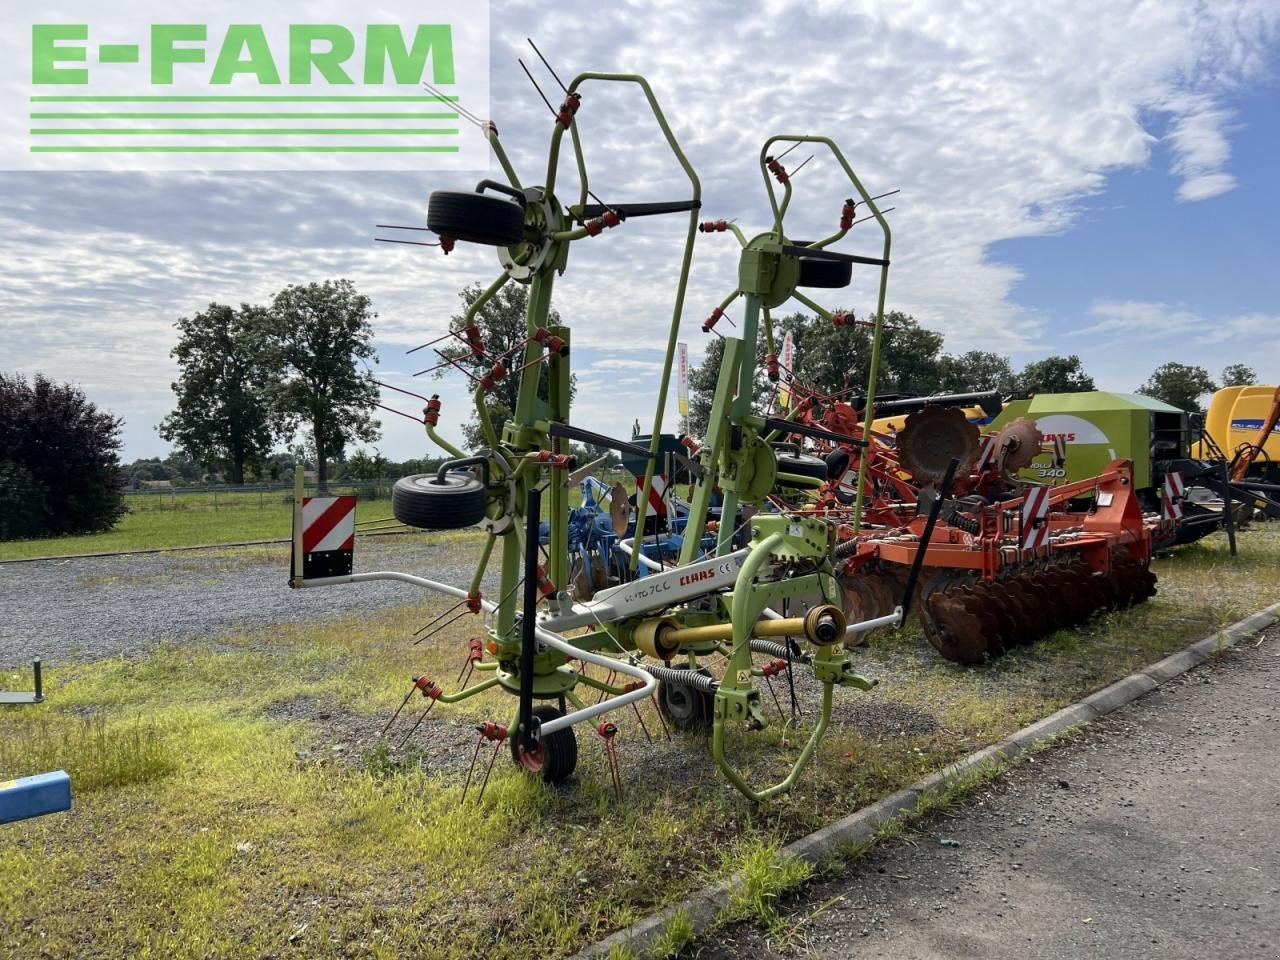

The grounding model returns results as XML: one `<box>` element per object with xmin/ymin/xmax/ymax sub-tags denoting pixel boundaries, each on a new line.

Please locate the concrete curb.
<box><xmin>570</xmin><ymin>600</ymin><xmax>1280</xmax><ymax>960</ymax></box>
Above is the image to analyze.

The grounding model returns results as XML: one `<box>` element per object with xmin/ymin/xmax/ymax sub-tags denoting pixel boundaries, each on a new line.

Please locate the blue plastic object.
<box><xmin>0</xmin><ymin>770</ymin><xmax>72</xmax><ymax>824</ymax></box>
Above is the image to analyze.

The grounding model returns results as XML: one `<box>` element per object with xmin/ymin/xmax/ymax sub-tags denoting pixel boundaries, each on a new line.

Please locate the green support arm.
<box><xmin>759</xmin><ymin>135</ymin><xmax>892</xmax><ymax>533</ymax></box>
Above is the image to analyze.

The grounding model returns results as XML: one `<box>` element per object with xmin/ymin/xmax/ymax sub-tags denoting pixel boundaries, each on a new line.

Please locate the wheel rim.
<box><xmin>515</xmin><ymin>742</ymin><xmax>545</xmax><ymax>774</ymax></box>
<box><xmin>663</xmin><ymin>684</ymin><xmax>697</xmax><ymax>723</ymax></box>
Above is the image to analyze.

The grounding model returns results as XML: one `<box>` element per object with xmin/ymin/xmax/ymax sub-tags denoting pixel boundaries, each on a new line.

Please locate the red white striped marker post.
<box><xmin>297</xmin><ymin>495</ymin><xmax>357</xmax><ymax>579</ymax></box>
<box><xmin>1019</xmin><ymin>485</ymin><xmax>1052</xmax><ymax>554</ymax></box>
<box><xmin>639</xmin><ymin>473</ymin><xmax>668</xmax><ymax>519</ymax></box>
<box><xmin>974</xmin><ymin>435</ymin><xmax>998</xmax><ymax>474</ymax></box>
<box><xmin>1161</xmin><ymin>470</ymin><xmax>1185</xmax><ymax>522</ymax></box>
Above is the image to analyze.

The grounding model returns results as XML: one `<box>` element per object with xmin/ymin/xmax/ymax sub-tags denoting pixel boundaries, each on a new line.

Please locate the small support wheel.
<box><xmin>392</xmin><ymin>471</ymin><xmax>486</xmax><ymax>530</ymax></box>
<box><xmin>656</xmin><ymin>665</ymin><xmax>715</xmax><ymax>732</ymax></box>
<box><xmin>511</xmin><ymin>705</ymin><xmax>578</xmax><ymax>784</ymax></box>
<box><xmin>797</xmin><ymin>257</ymin><xmax>852</xmax><ymax>289</ymax></box>
<box><xmin>774</xmin><ymin>452</ymin><xmax>830</xmax><ymax>489</ymax></box>
<box><xmin>427</xmin><ymin>190</ymin><xmax>526</xmax><ymax>247</ymax></box>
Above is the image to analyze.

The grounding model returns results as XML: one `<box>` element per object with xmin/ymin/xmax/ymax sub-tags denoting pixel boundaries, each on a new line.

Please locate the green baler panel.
<box><xmin>987</xmin><ymin>391</ymin><xmax>1179</xmax><ymax>490</ymax></box>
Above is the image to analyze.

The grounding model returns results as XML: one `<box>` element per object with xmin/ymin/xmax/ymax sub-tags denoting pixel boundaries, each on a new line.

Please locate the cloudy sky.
<box><xmin>3</xmin><ymin>0</ymin><xmax>1278</xmax><ymax>462</ymax></box>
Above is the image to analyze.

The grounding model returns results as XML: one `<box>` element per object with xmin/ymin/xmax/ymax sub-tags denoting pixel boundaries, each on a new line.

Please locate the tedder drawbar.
<box><xmin>289</xmin><ymin>60</ymin><xmax>928</xmax><ymax>801</ymax></box>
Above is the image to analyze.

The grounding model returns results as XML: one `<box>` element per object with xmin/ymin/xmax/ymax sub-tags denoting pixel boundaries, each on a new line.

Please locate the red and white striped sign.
<box><xmin>640</xmin><ymin>474</ymin><xmax>668</xmax><ymax>517</ymax></box>
<box><xmin>974</xmin><ymin>435</ymin><xmax>998</xmax><ymax>473</ymax></box>
<box><xmin>1019</xmin><ymin>485</ymin><xmax>1052</xmax><ymax>553</ymax></box>
<box><xmin>302</xmin><ymin>495</ymin><xmax>356</xmax><ymax>553</ymax></box>
<box><xmin>1161</xmin><ymin>471</ymin><xmax>1185</xmax><ymax>522</ymax></box>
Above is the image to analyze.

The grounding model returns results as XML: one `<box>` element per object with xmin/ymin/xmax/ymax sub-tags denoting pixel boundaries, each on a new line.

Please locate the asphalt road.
<box><xmin>702</xmin><ymin>627</ymin><xmax>1280</xmax><ymax>960</ymax></box>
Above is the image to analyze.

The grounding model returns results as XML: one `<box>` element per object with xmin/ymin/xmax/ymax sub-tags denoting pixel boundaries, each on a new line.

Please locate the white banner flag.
<box><xmin>677</xmin><ymin>342</ymin><xmax>689</xmax><ymax>418</ymax></box>
<box><xmin>777</xmin><ymin>331</ymin><xmax>795</xmax><ymax>408</ymax></box>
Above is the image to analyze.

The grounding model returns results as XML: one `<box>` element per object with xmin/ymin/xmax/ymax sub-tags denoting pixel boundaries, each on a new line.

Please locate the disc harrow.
<box><xmin>763</xmin><ymin>386</ymin><xmax>1169</xmax><ymax>664</ymax></box>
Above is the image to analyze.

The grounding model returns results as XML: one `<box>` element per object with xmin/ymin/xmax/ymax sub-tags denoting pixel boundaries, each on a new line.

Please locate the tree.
<box><xmin>937</xmin><ymin>351</ymin><xmax>1017</xmax><ymax>394</ymax></box>
<box><xmin>434</xmin><ymin>282</ymin><xmax>574</xmax><ymax>450</ymax></box>
<box><xmin>1137</xmin><ymin>362</ymin><xmax>1217</xmax><ymax>413</ymax></box>
<box><xmin>1014</xmin><ymin>355</ymin><xmax>1095</xmax><ymax>396</ymax></box>
<box><xmin>158</xmin><ymin>302</ymin><xmax>285</xmax><ymax>484</ymax></box>
<box><xmin>347</xmin><ymin>447</ymin><xmax>390</xmax><ymax>481</ymax></box>
<box><xmin>1221</xmin><ymin>363</ymin><xmax>1257</xmax><ymax>387</ymax></box>
<box><xmin>263</xmin><ymin>279</ymin><xmax>380</xmax><ymax>490</ymax></box>
<box><xmin>0</xmin><ymin>373</ymin><xmax>126</xmax><ymax>540</ymax></box>
<box><xmin>776</xmin><ymin>309</ymin><xmax>945</xmax><ymax>399</ymax></box>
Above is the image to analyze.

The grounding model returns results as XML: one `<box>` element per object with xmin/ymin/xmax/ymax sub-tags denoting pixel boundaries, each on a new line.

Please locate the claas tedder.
<box><xmin>289</xmin><ymin>57</ymin><xmax>925</xmax><ymax>802</ymax></box>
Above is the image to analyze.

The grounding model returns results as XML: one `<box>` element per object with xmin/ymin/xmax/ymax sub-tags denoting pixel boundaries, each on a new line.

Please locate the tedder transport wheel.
<box><xmin>775</xmin><ymin>452</ymin><xmax>830</xmax><ymax>489</ymax></box>
<box><xmin>656</xmin><ymin>665</ymin><xmax>715</xmax><ymax>732</ymax></box>
<box><xmin>512</xmin><ymin>705</ymin><xmax>578</xmax><ymax>784</ymax></box>
<box><xmin>797</xmin><ymin>256</ymin><xmax>853</xmax><ymax>288</ymax></box>
<box><xmin>426</xmin><ymin>190</ymin><xmax>525</xmax><ymax>246</ymax></box>
<box><xmin>392</xmin><ymin>472</ymin><xmax>486</xmax><ymax>530</ymax></box>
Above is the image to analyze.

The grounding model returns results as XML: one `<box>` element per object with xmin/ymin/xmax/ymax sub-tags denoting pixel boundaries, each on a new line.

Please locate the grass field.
<box><xmin>1</xmin><ymin>526</ymin><xmax>1277</xmax><ymax>959</ymax></box>
<box><xmin>0</xmin><ymin>476</ymin><xmax>627</xmax><ymax>562</ymax></box>
<box><xmin>0</xmin><ymin>489</ymin><xmax>404</xmax><ymax>562</ymax></box>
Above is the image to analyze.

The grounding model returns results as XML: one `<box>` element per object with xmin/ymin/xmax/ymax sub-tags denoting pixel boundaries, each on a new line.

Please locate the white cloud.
<box><xmin>1070</xmin><ymin>299</ymin><xmax>1280</xmax><ymax>392</ymax></box>
<box><xmin>1074</xmin><ymin>299</ymin><xmax>1202</xmax><ymax>344</ymax></box>
<box><xmin>1163</xmin><ymin>96</ymin><xmax>1238</xmax><ymax>201</ymax></box>
<box><xmin>1</xmin><ymin>0</ymin><xmax>1277</xmax><ymax>458</ymax></box>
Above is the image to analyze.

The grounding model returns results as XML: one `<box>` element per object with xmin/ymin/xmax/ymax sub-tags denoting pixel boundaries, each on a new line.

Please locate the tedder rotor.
<box><xmin>289</xmin><ymin>63</ymin><xmax>921</xmax><ymax>801</ymax></box>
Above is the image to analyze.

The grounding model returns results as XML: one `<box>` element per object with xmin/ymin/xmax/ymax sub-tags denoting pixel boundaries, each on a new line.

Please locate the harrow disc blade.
<box><xmin>994</xmin><ymin>417</ymin><xmax>1043</xmax><ymax>473</ymax></box>
<box><xmin>926</xmin><ymin>589</ymin><xmax>992</xmax><ymax>665</ymax></box>
<box><xmin>897</xmin><ymin>405</ymin><xmax>980</xmax><ymax>485</ymax></box>
<box><xmin>998</xmin><ymin>578</ymin><xmax>1048</xmax><ymax>644</ymax></box>
<box><xmin>1110</xmin><ymin>553</ymin><xmax>1158</xmax><ymax>607</ymax></box>
<box><xmin>968</xmin><ymin>581</ymin><xmax>1018</xmax><ymax>653</ymax></box>
<box><xmin>1021</xmin><ymin>572</ymin><xmax>1065</xmax><ymax>632</ymax></box>
<box><xmin>840</xmin><ymin>570</ymin><xmax>901</xmax><ymax>643</ymax></box>
<box><xmin>1054</xmin><ymin>563</ymin><xmax>1097</xmax><ymax>626</ymax></box>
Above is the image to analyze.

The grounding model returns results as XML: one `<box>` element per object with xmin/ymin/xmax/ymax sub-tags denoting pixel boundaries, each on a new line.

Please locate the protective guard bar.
<box><xmin>542</xmin><ymin>72</ymin><xmax>702</xmax><ymax>575</ymax></box>
<box><xmin>573</xmin><ymin>199</ymin><xmax>702</xmax><ymax>221</ymax></box>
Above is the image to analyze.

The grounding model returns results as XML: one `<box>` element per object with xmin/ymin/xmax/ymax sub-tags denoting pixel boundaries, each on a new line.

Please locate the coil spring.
<box><xmin>833</xmin><ymin>538</ymin><xmax>861</xmax><ymax>559</ymax></box>
<box><xmin>749</xmin><ymin>638</ymin><xmax>813</xmax><ymax>663</ymax></box>
<box><xmin>949</xmin><ymin>512</ymin><xmax>980</xmax><ymax>534</ymax></box>
<box><xmin>646</xmin><ymin>664</ymin><xmax>718</xmax><ymax>693</ymax></box>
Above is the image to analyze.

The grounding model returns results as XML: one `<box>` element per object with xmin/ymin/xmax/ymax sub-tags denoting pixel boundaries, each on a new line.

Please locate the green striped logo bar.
<box><xmin>6</xmin><ymin>7</ymin><xmax>490</xmax><ymax>170</ymax></box>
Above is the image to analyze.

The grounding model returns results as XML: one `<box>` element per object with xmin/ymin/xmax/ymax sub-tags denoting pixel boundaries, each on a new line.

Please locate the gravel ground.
<box><xmin>701</xmin><ymin>626</ymin><xmax>1280</xmax><ymax>960</ymax></box>
<box><xmin>0</xmin><ymin>534</ymin><xmax>493</xmax><ymax>668</ymax></box>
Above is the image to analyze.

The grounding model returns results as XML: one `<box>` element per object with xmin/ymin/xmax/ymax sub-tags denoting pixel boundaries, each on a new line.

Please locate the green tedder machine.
<box><xmin>289</xmin><ymin>63</ymin><xmax>925</xmax><ymax>801</ymax></box>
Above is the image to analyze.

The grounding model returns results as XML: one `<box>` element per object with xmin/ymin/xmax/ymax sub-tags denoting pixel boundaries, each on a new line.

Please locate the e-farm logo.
<box><xmin>2</xmin><ymin>3</ymin><xmax>490</xmax><ymax>170</ymax></box>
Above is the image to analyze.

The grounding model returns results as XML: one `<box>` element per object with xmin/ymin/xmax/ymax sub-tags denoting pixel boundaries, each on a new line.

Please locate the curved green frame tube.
<box><xmin>710</xmin><ymin>532</ymin><xmax>835</xmax><ymax>801</ymax></box>
<box><xmin>759</xmin><ymin>135</ymin><xmax>892</xmax><ymax>533</ymax></box>
<box><xmin>538</xmin><ymin>72</ymin><xmax>703</xmax><ymax>573</ymax></box>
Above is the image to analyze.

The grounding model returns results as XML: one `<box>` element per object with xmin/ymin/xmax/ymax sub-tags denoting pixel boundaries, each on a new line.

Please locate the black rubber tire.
<box><xmin>797</xmin><ymin>256</ymin><xmax>852</xmax><ymax>289</ymax></box>
<box><xmin>427</xmin><ymin>190</ymin><xmax>525</xmax><ymax>246</ymax></box>
<box><xmin>656</xmin><ymin>665</ymin><xmax>715</xmax><ymax>732</ymax></box>
<box><xmin>775</xmin><ymin>452</ymin><xmax>830</xmax><ymax>489</ymax></box>
<box><xmin>392</xmin><ymin>471</ymin><xmax>486</xmax><ymax>530</ymax></box>
<box><xmin>511</xmin><ymin>705</ymin><xmax>578</xmax><ymax>784</ymax></box>
<box><xmin>824</xmin><ymin>448</ymin><xmax>850</xmax><ymax>480</ymax></box>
